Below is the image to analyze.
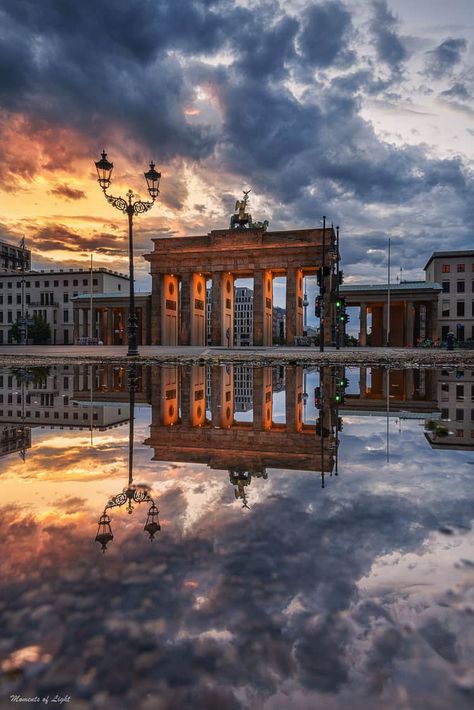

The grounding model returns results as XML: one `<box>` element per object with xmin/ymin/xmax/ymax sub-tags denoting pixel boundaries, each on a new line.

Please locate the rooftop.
<box><xmin>340</xmin><ymin>281</ymin><xmax>441</xmax><ymax>292</ymax></box>
<box><xmin>73</xmin><ymin>291</ymin><xmax>151</xmax><ymax>300</ymax></box>
<box><xmin>0</xmin><ymin>267</ymin><xmax>129</xmax><ymax>279</ymax></box>
<box><xmin>424</xmin><ymin>251</ymin><xmax>474</xmax><ymax>270</ymax></box>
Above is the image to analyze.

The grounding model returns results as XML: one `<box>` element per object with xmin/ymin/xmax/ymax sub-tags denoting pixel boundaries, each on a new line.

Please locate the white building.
<box><xmin>424</xmin><ymin>250</ymin><xmax>474</xmax><ymax>342</ymax></box>
<box><xmin>0</xmin><ymin>366</ymin><xmax>130</xmax><ymax>430</ymax></box>
<box><xmin>425</xmin><ymin>368</ymin><xmax>474</xmax><ymax>450</ymax></box>
<box><xmin>0</xmin><ymin>267</ymin><xmax>128</xmax><ymax>345</ymax></box>
<box><xmin>0</xmin><ymin>238</ymin><xmax>31</xmax><ymax>272</ymax></box>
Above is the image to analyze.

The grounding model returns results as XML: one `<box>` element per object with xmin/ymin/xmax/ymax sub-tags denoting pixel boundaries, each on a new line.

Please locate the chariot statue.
<box><xmin>230</xmin><ymin>189</ymin><xmax>269</xmax><ymax>231</ymax></box>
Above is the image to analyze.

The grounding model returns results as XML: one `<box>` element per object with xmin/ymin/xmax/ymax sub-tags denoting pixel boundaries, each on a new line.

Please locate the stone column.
<box><xmin>82</xmin><ymin>308</ymin><xmax>88</xmax><ymax>338</ymax></box>
<box><xmin>179</xmin><ymin>273</ymin><xmax>192</xmax><ymax>346</ymax></box>
<box><xmin>285</xmin><ymin>365</ymin><xmax>303</xmax><ymax>432</ymax></box>
<box><xmin>406</xmin><ymin>301</ymin><xmax>414</xmax><ymax>347</ymax></box>
<box><xmin>211</xmin><ymin>365</ymin><xmax>222</xmax><ymax>427</ymax></box>
<box><xmin>180</xmin><ymin>368</ymin><xmax>192</xmax><ymax>425</ymax></box>
<box><xmin>106</xmin><ymin>308</ymin><xmax>113</xmax><ymax>346</ymax></box>
<box><xmin>211</xmin><ymin>273</ymin><xmax>222</xmax><ymax>346</ymax></box>
<box><xmin>73</xmin><ymin>308</ymin><xmax>79</xmax><ymax>344</ymax></box>
<box><xmin>190</xmin><ymin>365</ymin><xmax>206</xmax><ymax>426</ymax></box>
<box><xmin>191</xmin><ymin>273</ymin><xmax>206</xmax><ymax>346</ymax></box>
<box><xmin>359</xmin><ymin>366</ymin><xmax>367</xmax><ymax>398</ymax></box>
<box><xmin>253</xmin><ymin>270</ymin><xmax>273</xmax><ymax>346</ymax></box>
<box><xmin>286</xmin><ymin>268</ymin><xmax>303</xmax><ymax>345</ymax></box>
<box><xmin>162</xmin><ymin>275</ymin><xmax>179</xmax><ymax>345</ymax></box>
<box><xmin>151</xmin><ymin>273</ymin><xmax>163</xmax><ymax>345</ymax></box>
<box><xmin>360</xmin><ymin>303</ymin><xmax>367</xmax><ymax>346</ymax></box>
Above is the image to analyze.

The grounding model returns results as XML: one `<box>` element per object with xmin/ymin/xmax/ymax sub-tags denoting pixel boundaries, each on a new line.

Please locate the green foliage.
<box><xmin>10</xmin><ymin>313</ymin><xmax>51</xmax><ymax>345</ymax></box>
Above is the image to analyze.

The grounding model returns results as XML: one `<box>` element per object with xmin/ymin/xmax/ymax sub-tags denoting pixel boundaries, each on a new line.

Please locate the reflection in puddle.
<box><xmin>0</xmin><ymin>364</ymin><xmax>473</xmax><ymax>708</ymax></box>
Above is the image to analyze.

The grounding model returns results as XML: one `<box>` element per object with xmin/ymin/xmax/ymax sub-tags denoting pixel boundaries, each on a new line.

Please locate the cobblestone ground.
<box><xmin>0</xmin><ymin>345</ymin><xmax>472</xmax><ymax>367</ymax></box>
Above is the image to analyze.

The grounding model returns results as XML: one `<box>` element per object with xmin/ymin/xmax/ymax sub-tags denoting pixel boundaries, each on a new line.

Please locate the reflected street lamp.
<box><xmin>94</xmin><ymin>151</ymin><xmax>161</xmax><ymax>356</ymax></box>
<box><xmin>94</xmin><ymin>364</ymin><xmax>160</xmax><ymax>551</ymax></box>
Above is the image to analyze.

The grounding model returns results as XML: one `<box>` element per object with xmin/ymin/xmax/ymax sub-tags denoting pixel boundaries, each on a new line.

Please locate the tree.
<box><xmin>10</xmin><ymin>313</ymin><xmax>51</xmax><ymax>345</ymax></box>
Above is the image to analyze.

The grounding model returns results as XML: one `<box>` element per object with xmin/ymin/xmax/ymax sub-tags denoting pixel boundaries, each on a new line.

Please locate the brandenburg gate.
<box><xmin>144</xmin><ymin>198</ymin><xmax>338</xmax><ymax>346</ymax></box>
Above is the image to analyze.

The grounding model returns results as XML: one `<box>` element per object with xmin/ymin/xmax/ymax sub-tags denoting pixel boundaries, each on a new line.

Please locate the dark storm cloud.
<box><xmin>424</xmin><ymin>37</ymin><xmax>467</xmax><ymax>79</ymax></box>
<box><xmin>369</xmin><ymin>0</ymin><xmax>408</xmax><ymax>71</ymax></box>
<box><xmin>297</xmin><ymin>1</ymin><xmax>354</xmax><ymax>68</ymax></box>
<box><xmin>49</xmin><ymin>185</ymin><xmax>87</xmax><ymax>201</ymax></box>
<box><xmin>32</xmin><ymin>224</ymin><xmax>127</xmax><ymax>256</ymax></box>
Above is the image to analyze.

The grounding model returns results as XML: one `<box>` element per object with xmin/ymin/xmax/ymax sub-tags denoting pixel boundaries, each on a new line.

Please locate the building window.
<box><xmin>16</xmin><ymin>282</ymin><xmax>21</xmax><ymax>288</ymax></box>
<box><xmin>118</xmin><ymin>284</ymin><xmax>121</xmax><ymax>291</ymax></box>
<box><xmin>456</xmin><ymin>384</ymin><xmax>464</xmax><ymax>400</ymax></box>
<box><xmin>64</xmin><ymin>311</ymin><xmax>69</xmax><ymax>323</ymax></box>
<box><xmin>93</xmin><ymin>278</ymin><xmax>98</xmax><ymax>286</ymax></box>
<box><xmin>64</xmin><ymin>293</ymin><xmax>69</xmax><ymax>303</ymax></box>
<box><xmin>44</xmin><ymin>281</ymin><xmax>49</xmax><ymax>287</ymax></box>
<box><xmin>456</xmin><ymin>429</ymin><xmax>464</xmax><ymax>438</ymax></box>
<box><xmin>457</xmin><ymin>264</ymin><xmax>465</xmax><ymax>272</ymax></box>
<box><xmin>7</xmin><ymin>295</ymin><xmax>12</xmax><ymax>304</ymax></box>
<box><xmin>7</xmin><ymin>311</ymin><xmax>12</xmax><ymax>323</ymax></box>
<box><xmin>457</xmin><ymin>301</ymin><xmax>465</xmax><ymax>317</ymax></box>
<box><xmin>73</xmin><ymin>279</ymin><xmax>78</xmax><ymax>286</ymax></box>
<box><xmin>16</xmin><ymin>295</ymin><xmax>21</xmax><ymax>304</ymax></box>
<box><xmin>442</xmin><ymin>265</ymin><xmax>450</xmax><ymax>273</ymax></box>
<box><xmin>35</xmin><ymin>281</ymin><xmax>39</xmax><ymax>287</ymax></box>
<box><xmin>54</xmin><ymin>280</ymin><xmax>59</xmax><ymax>287</ymax></box>
<box><xmin>7</xmin><ymin>282</ymin><xmax>12</xmax><ymax>288</ymax></box>
<box><xmin>457</xmin><ymin>281</ymin><xmax>465</xmax><ymax>293</ymax></box>
<box><xmin>63</xmin><ymin>280</ymin><xmax>69</xmax><ymax>286</ymax></box>
<box><xmin>441</xmin><ymin>301</ymin><xmax>450</xmax><ymax>317</ymax></box>
<box><xmin>83</xmin><ymin>279</ymin><xmax>88</xmax><ymax>286</ymax></box>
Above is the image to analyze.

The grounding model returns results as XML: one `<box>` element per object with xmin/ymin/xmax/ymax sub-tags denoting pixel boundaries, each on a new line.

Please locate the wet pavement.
<box><xmin>0</xmin><ymin>363</ymin><xmax>473</xmax><ymax>709</ymax></box>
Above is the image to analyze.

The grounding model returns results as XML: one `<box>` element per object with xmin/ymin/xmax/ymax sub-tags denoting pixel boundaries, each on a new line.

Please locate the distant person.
<box><xmin>226</xmin><ymin>327</ymin><xmax>231</xmax><ymax>348</ymax></box>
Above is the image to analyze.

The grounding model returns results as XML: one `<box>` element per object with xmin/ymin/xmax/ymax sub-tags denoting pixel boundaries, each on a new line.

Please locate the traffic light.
<box><xmin>314</xmin><ymin>386</ymin><xmax>321</xmax><ymax>408</ymax></box>
<box><xmin>333</xmin><ymin>369</ymin><xmax>348</xmax><ymax>405</ymax></box>
<box><xmin>315</xmin><ymin>296</ymin><xmax>322</xmax><ymax>318</ymax></box>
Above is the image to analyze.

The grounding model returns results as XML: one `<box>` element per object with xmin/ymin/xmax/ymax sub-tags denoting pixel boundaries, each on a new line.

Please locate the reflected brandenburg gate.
<box><xmin>144</xmin><ymin>365</ymin><xmax>340</xmax><ymax>499</ymax></box>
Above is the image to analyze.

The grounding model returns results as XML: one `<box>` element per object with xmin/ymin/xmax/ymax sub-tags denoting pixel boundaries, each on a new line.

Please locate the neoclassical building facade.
<box><xmin>143</xmin><ymin>225</ymin><xmax>338</xmax><ymax>346</ymax></box>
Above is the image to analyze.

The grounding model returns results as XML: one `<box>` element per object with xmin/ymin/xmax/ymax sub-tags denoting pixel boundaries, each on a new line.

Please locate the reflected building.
<box><xmin>425</xmin><ymin>368</ymin><xmax>474</xmax><ymax>450</ymax></box>
<box><xmin>0</xmin><ymin>366</ymin><xmax>134</xmax><ymax>431</ymax></box>
<box><xmin>340</xmin><ymin>367</ymin><xmax>439</xmax><ymax>418</ymax></box>
<box><xmin>145</xmin><ymin>365</ymin><xmax>339</xmax><ymax>503</ymax></box>
<box><xmin>0</xmin><ymin>424</ymin><xmax>31</xmax><ymax>459</ymax></box>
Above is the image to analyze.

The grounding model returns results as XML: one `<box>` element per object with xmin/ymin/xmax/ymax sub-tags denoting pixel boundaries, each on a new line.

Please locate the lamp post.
<box><xmin>94</xmin><ymin>151</ymin><xmax>161</xmax><ymax>356</ymax></box>
<box><xmin>95</xmin><ymin>363</ymin><xmax>160</xmax><ymax>551</ymax></box>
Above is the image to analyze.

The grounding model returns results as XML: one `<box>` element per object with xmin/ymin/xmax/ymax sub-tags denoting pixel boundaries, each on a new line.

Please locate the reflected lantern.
<box><xmin>95</xmin><ymin>511</ymin><xmax>114</xmax><ymax>552</ymax></box>
<box><xmin>144</xmin><ymin>503</ymin><xmax>161</xmax><ymax>540</ymax></box>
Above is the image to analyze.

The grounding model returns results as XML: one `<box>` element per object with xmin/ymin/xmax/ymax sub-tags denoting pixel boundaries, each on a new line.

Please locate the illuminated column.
<box><xmin>253</xmin><ymin>270</ymin><xmax>273</xmax><ymax>346</ymax></box>
<box><xmin>162</xmin><ymin>274</ymin><xmax>179</xmax><ymax>346</ymax></box>
<box><xmin>285</xmin><ymin>365</ymin><xmax>303</xmax><ymax>432</ymax></box>
<box><xmin>190</xmin><ymin>365</ymin><xmax>206</xmax><ymax>426</ymax></box>
<box><xmin>285</xmin><ymin>268</ymin><xmax>303</xmax><ymax>345</ymax></box>
<box><xmin>180</xmin><ymin>368</ymin><xmax>192</xmax><ymax>425</ymax></box>
<box><xmin>220</xmin><ymin>364</ymin><xmax>234</xmax><ymax>427</ymax></box>
<box><xmin>360</xmin><ymin>303</ymin><xmax>367</xmax><ymax>346</ymax></box>
<box><xmin>179</xmin><ymin>273</ymin><xmax>192</xmax><ymax>346</ymax></box>
<box><xmin>211</xmin><ymin>272</ymin><xmax>222</xmax><ymax>346</ymax></box>
<box><xmin>253</xmin><ymin>366</ymin><xmax>273</xmax><ymax>430</ymax></box>
<box><xmin>191</xmin><ymin>273</ymin><xmax>206</xmax><ymax>346</ymax></box>
<box><xmin>151</xmin><ymin>273</ymin><xmax>163</xmax><ymax>345</ymax></box>
<box><xmin>161</xmin><ymin>366</ymin><xmax>179</xmax><ymax>426</ymax></box>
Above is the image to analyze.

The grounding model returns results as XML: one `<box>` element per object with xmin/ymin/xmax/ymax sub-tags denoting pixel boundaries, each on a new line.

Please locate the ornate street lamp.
<box><xmin>94</xmin><ymin>151</ymin><xmax>161</xmax><ymax>356</ymax></box>
<box><xmin>94</xmin><ymin>364</ymin><xmax>160</xmax><ymax>551</ymax></box>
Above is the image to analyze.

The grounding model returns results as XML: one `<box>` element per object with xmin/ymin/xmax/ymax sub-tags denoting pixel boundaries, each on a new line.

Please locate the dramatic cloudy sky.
<box><xmin>0</xmin><ymin>0</ymin><xmax>473</xmax><ymax>288</ymax></box>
